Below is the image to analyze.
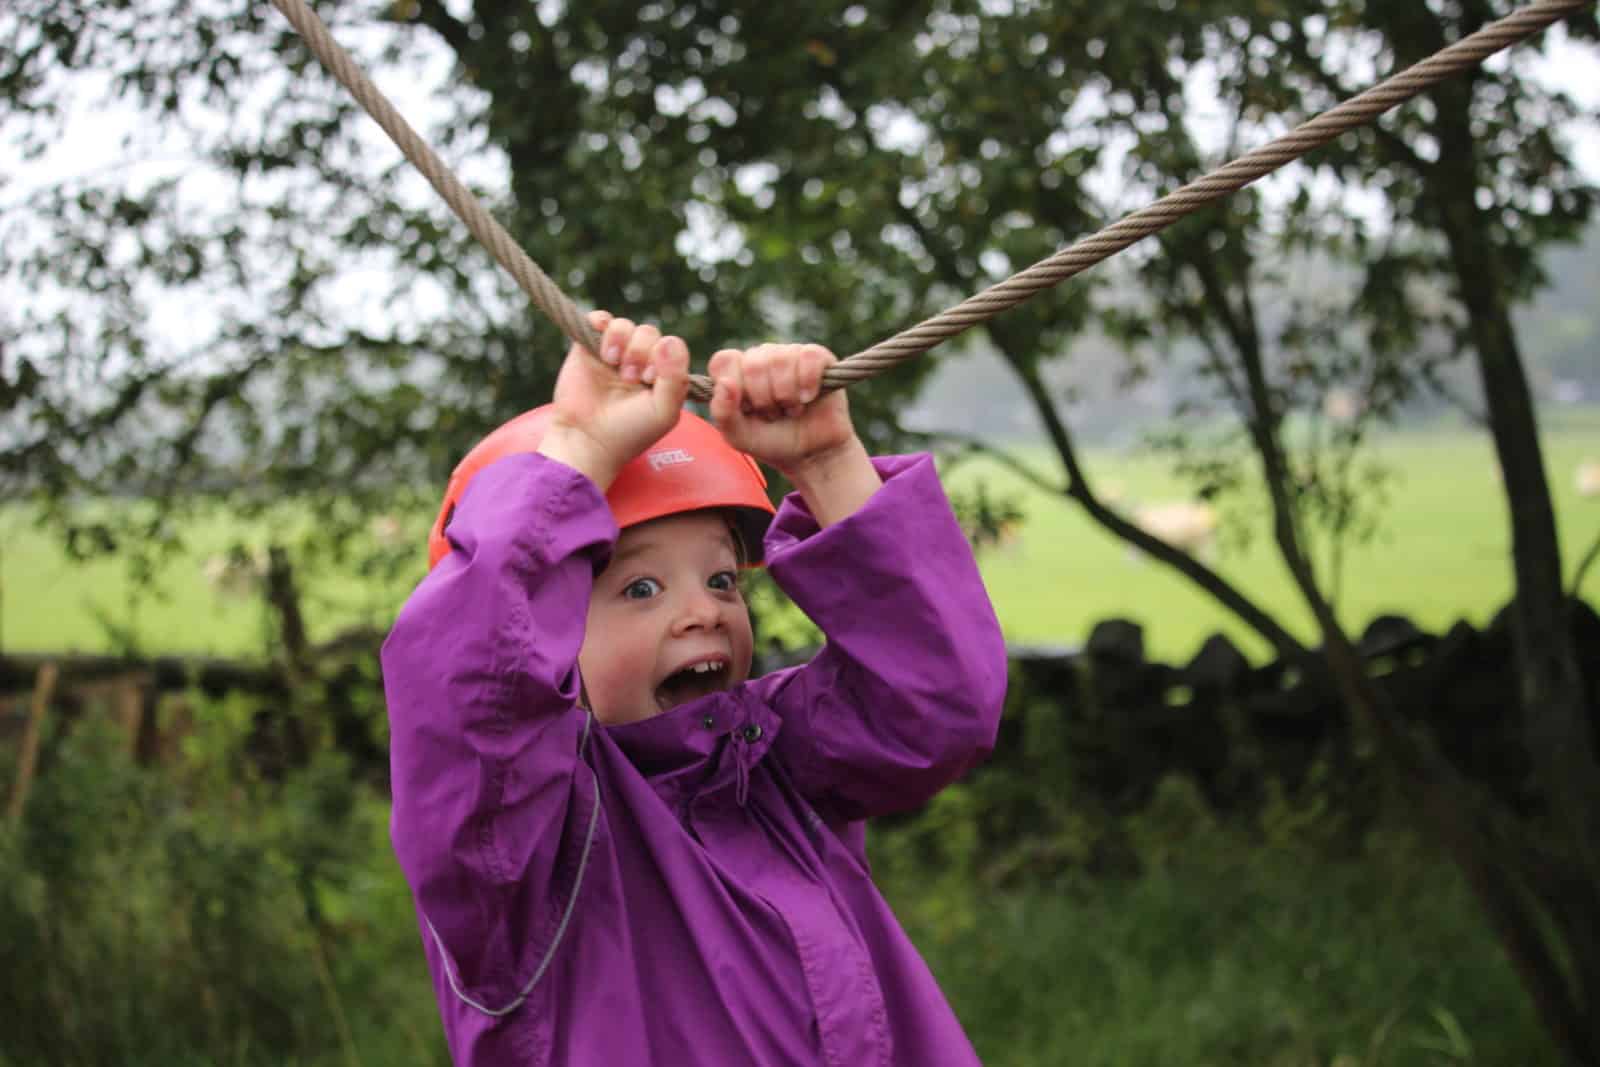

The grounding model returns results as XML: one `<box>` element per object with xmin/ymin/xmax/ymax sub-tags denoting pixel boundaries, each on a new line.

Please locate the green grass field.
<box><xmin>946</xmin><ymin>411</ymin><xmax>1600</xmax><ymax>660</ymax></box>
<box><xmin>4</xmin><ymin>413</ymin><xmax>1597</xmax><ymax>662</ymax></box>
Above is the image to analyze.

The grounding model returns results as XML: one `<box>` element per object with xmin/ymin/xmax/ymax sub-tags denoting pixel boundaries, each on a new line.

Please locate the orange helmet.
<box><xmin>427</xmin><ymin>406</ymin><xmax>775</xmax><ymax>569</ymax></box>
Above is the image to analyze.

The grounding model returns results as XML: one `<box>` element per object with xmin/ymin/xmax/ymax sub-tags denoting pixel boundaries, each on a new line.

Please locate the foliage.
<box><xmin>0</xmin><ymin>703</ymin><xmax>443</xmax><ymax>1066</ymax></box>
<box><xmin>870</xmin><ymin>645</ymin><xmax>1381</xmax><ymax>907</ymax></box>
<box><xmin>11</xmin><ymin>1</ymin><xmax>1588</xmax><ymax>587</ymax></box>
<box><xmin>0</xmin><ymin>674</ymin><xmax>1553</xmax><ymax>1067</ymax></box>
<box><xmin>874</xmin><ymin>823</ymin><xmax>1554</xmax><ymax>1067</ymax></box>
<box><xmin>0</xmin><ymin>0</ymin><xmax>947</xmax><ymax>578</ymax></box>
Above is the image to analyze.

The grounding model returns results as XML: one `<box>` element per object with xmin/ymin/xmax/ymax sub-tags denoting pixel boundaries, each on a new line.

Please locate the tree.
<box><xmin>920</xmin><ymin>2</ymin><xmax>1600</xmax><ymax>1057</ymax></box>
<box><xmin>1214</xmin><ymin>5</ymin><xmax>1600</xmax><ymax>1058</ymax></box>
<box><xmin>1</xmin><ymin>0</ymin><xmax>944</xmax><ymax>580</ymax></box>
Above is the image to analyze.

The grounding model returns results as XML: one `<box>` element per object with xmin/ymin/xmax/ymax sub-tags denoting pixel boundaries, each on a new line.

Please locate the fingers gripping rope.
<box><xmin>270</xmin><ymin>0</ymin><xmax>1589</xmax><ymax>404</ymax></box>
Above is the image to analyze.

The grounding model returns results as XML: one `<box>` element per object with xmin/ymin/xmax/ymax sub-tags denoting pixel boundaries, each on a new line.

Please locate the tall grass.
<box><xmin>879</xmin><ymin>831</ymin><xmax>1550</xmax><ymax>1066</ymax></box>
<box><xmin>883</xmin><ymin>844</ymin><xmax>1542</xmax><ymax>1067</ymax></box>
<box><xmin>0</xmin><ymin>710</ymin><xmax>445</xmax><ymax>1067</ymax></box>
<box><xmin>1</xmin><ymin>705</ymin><xmax>1551</xmax><ymax>1065</ymax></box>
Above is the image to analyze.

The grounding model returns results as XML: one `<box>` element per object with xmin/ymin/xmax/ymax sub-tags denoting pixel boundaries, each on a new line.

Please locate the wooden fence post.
<box><xmin>6</xmin><ymin>661</ymin><xmax>59</xmax><ymax>825</ymax></box>
<box><xmin>114</xmin><ymin>676</ymin><xmax>145</xmax><ymax>758</ymax></box>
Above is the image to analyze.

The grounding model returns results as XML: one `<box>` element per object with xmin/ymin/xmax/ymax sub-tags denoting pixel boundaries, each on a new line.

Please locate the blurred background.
<box><xmin>2</xmin><ymin>1</ymin><xmax>1598</xmax><ymax>1064</ymax></box>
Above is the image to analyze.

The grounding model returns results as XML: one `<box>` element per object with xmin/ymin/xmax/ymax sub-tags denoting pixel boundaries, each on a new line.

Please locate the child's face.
<box><xmin>579</xmin><ymin>511</ymin><xmax>754</xmax><ymax>726</ymax></box>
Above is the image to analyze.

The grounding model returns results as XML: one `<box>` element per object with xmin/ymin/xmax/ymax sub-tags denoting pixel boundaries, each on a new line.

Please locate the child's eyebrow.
<box><xmin>609</xmin><ymin>531</ymin><xmax>738</xmax><ymax>570</ymax></box>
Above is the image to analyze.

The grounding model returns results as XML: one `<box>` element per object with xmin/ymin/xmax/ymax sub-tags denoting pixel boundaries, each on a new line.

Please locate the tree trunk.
<box><xmin>1437</xmin><ymin>190</ymin><xmax>1600</xmax><ymax>1051</ymax></box>
<box><xmin>1420</xmin><ymin>39</ymin><xmax>1600</xmax><ymax>1053</ymax></box>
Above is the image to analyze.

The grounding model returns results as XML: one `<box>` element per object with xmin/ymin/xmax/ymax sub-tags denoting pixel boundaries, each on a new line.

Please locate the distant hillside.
<box><xmin>908</xmin><ymin>222</ymin><xmax>1600</xmax><ymax>444</ymax></box>
<box><xmin>1516</xmin><ymin>224</ymin><xmax>1600</xmax><ymax>400</ymax></box>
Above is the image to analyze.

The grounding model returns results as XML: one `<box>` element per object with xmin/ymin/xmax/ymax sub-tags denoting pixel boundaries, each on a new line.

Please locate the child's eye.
<box><xmin>707</xmin><ymin>571</ymin><xmax>737</xmax><ymax>593</ymax></box>
<box><xmin>623</xmin><ymin>577</ymin><xmax>662</xmax><ymax>600</ymax></box>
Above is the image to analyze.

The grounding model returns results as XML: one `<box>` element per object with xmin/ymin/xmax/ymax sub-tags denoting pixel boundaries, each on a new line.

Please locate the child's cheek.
<box><xmin>602</xmin><ymin>620</ymin><xmax>660</xmax><ymax>696</ymax></box>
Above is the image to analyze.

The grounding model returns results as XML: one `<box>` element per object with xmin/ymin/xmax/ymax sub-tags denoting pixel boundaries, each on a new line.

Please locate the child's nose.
<box><xmin>671</xmin><ymin>589</ymin><xmax>724</xmax><ymax>633</ymax></box>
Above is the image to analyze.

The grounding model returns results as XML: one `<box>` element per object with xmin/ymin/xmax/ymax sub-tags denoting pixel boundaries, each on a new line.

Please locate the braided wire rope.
<box><xmin>269</xmin><ymin>0</ymin><xmax>1589</xmax><ymax>403</ymax></box>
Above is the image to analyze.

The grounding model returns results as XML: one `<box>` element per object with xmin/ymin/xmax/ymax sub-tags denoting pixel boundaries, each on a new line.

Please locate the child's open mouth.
<box><xmin>654</xmin><ymin>657</ymin><xmax>731</xmax><ymax>711</ymax></box>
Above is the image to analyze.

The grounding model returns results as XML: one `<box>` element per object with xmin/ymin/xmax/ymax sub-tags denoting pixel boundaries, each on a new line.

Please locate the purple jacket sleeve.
<box><xmin>381</xmin><ymin>452</ymin><xmax>613</xmax><ymax>1013</ymax></box>
<box><xmin>752</xmin><ymin>453</ymin><xmax>1008</xmax><ymax>821</ymax></box>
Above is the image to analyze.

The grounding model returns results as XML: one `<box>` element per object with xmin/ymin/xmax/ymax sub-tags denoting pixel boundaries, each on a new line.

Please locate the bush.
<box><xmin>0</xmin><ymin>701</ymin><xmax>444</xmax><ymax>1067</ymax></box>
<box><xmin>0</xmin><ymin>678</ymin><xmax>1557</xmax><ymax>1066</ymax></box>
<box><xmin>872</xmin><ymin>807</ymin><xmax>1554</xmax><ymax>1067</ymax></box>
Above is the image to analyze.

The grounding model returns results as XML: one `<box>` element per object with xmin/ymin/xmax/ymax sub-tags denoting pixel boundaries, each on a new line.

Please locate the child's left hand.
<box><xmin>706</xmin><ymin>344</ymin><xmax>857</xmax><ymax>479</ymax></box>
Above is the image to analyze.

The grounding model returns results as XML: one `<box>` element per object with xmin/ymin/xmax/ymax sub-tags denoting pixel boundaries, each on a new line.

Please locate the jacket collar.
<box><xmin>605</xmin><ymin>689</ymin><xmax>780</xmax><ymax>809</ymax></box>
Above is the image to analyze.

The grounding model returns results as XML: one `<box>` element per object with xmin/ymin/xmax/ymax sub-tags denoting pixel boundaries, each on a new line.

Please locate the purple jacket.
<box><xmin>382</xmin><ymin>451</ymin><xmax>1007</xmax><ymax>1066</ymax></box>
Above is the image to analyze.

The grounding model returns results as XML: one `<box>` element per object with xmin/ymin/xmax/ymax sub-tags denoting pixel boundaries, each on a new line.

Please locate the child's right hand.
<box><xmin>538</xmin><ymin>310</ymin><xmax>691</xmax><ymax>489</ymax></box>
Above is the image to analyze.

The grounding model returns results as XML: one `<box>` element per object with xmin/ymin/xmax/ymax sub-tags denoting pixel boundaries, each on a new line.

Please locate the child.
<box><xmin>383</xmin><ymin>311</ymin><xmax>1007</xmax><ymax>1065</ymax></box>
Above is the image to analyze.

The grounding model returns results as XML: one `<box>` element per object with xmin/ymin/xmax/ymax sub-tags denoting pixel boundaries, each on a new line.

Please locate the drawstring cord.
<box><xmin>732</xmin><ymin>721</ymin><xmax>764</xmax><ymax>808</ymax></box>
<box><xmin>734</xmin><ymin>738</ymin><xmax>751</xmax><ymax>808</ymax></box>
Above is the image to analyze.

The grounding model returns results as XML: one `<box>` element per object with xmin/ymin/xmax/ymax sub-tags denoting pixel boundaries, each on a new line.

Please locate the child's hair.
<box><xmin>722</xmin><ymin>509</ymin><xmax>754</xmax><ymax>569</ymax></box>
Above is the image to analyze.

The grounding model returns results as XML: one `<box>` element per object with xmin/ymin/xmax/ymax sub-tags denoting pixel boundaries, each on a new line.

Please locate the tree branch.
<box><xmin>1282</xmin><ymin>20</ymin><xmax>1434</xmax><ymax>178</ymax></box>
<box><xmin>891</xmin><ymin>164</ymin><xmax>1308</xmax><ymax>662</ymax></box>
<box><xmin>403</xmin><ymin>0</ymin><xmax>474</xmax><ymax>61</ymax></box>
<box><xmin>1006</xmin><ymin>342</ymin><xmax>1309</xmax><ymax>661</ymax></box>
<box><xmin>1419</xmin><ymin>350</ymin><xmax>1491</xmax><ymax>428</ymax></box>
<box><xmin>901</xmin><ymin>428</ymin><xmax>1068</xmax><ymax>497</ymax></box>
